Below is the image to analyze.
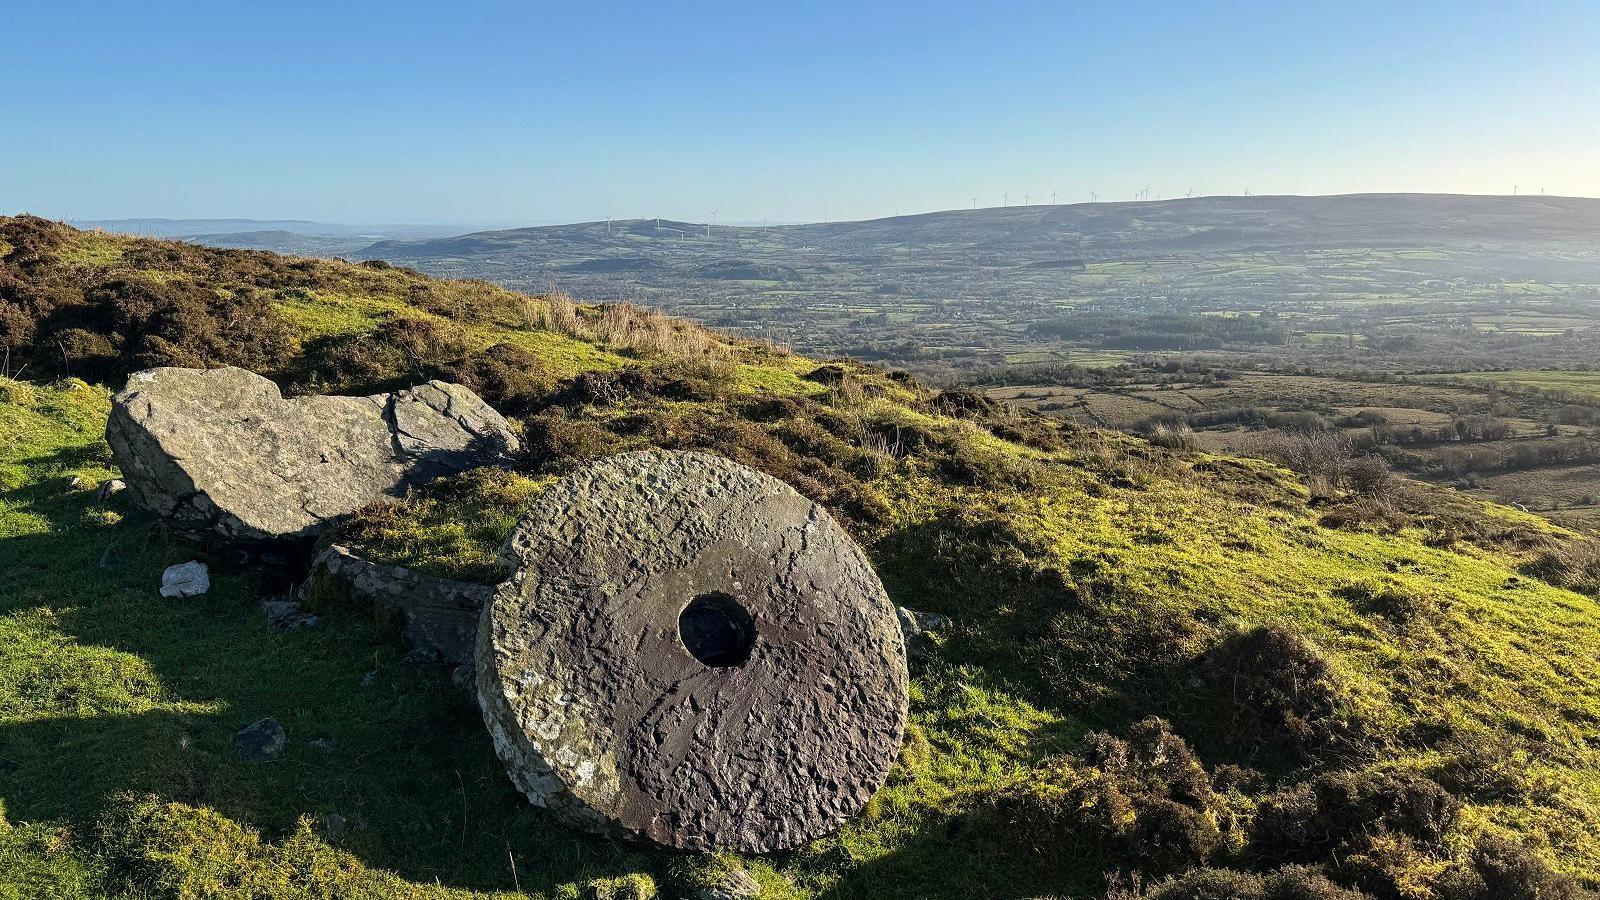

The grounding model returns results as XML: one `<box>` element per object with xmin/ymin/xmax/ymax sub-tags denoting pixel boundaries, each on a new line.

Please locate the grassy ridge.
<box><xmin>4</xmin><ymin>218</ymin><xmax>1600</xmax><ymax>898</ymax></box>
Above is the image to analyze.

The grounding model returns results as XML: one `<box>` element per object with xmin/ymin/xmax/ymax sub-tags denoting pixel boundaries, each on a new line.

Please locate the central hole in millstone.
<box><xmin>678</xmin><ymin>592</ymin><xmax>756</xmax><ymax>667</ymax></box>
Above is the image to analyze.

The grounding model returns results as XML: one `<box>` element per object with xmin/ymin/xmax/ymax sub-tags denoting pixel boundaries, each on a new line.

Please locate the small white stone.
<box><xmin>160</xmin><ymin>561</ymin><xmax>210</xmax><ymax>598</ymax></box>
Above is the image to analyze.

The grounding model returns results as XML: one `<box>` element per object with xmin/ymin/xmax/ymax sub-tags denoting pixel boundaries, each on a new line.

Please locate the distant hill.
<box><xmin>74</xmin><ymin>218</ymin><xmax>503</xmax><ymax>257</ymax></box>
<box><xmin>351</xmin><ymin>194</ymin><xmax>1600</xmax><ymax>373</ymax></box>
<box><xmin>361</xmin><ymin>194</ymin><xmax>1600</xmax><ymax>263</ymax></box>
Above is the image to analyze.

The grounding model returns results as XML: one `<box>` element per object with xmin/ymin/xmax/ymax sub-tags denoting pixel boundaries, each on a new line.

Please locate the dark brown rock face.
<box><xmin>106</xmin><ymin>367</ymin><xmax>520</xmax><ymax>542</ymax></box>
<box><xmin>477</xmin><ymin>450</ymin><xmax>908</xmax><ymax>852</ymax></box>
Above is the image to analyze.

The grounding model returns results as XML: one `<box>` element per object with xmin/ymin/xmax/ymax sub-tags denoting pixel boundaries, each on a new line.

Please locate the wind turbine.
<box><xmin>971</xmin><ymin>196</ymin><xmax>977</xmax><ymax>209</ymax></box>
<box><xmin>1051</xmin><ymin>190</ymin><xmax>1058</xmax><ymax>205</ymax></box>
<box><xmin>707</xmin><ymin>210</ymin><xmax>717</xmax><ymax>238</ymax></box>
<box><xmin>1024</xmin><ymin>193</ymin><xmax>1030</xmax><ymax>206</ymax></box>
<box><xmin>1003</xmin><ymin>192</ymin><xmax>1009</xmax><ymax>207</ymax></box>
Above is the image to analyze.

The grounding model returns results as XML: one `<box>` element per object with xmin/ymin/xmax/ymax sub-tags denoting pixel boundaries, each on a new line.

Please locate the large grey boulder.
<box><xmin>106</xmin><ymin>367</ymin><xmax>520</xmax><ymax>542</ymax></box>
<box><xmin>478</xmin><ymin>450</ymin><xmax>908</xmax><ymax>853</ymax></box>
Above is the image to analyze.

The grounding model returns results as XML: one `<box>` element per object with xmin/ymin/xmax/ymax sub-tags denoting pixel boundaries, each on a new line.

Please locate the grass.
<box><xmin>7</xmin><ymin>221</ymin><xmax>1600</xmax><ymax>898</ymax></box>
<box><xmin>1435</xmin><ymin>370</ymin><xmax>1600</xmax><ymax>401</ymax></box>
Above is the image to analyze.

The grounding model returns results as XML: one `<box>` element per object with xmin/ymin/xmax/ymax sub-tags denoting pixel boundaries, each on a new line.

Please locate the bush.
<box><xmin>521</xmin><ymin>410</ymin><xmax>623</xmax><ymax>471</ymax></box>
<box><xmin>1139</xmin><ymin>866</ymin><xmax>1370</xmax><ymax>900</ymax></box>
<box><xmin>972</xmin><ymin>719</ymin><xmax>1232</xmax><ymax>887</ymax></box>
<box><xmin>432</xmin><ymin>342</ymin><xmax>554</xmax><ymax>414</ymax></box>
<box><xmin>0</xmin><ymin>376</ymin><xmax>35</xmax><ymax>407</ymax></box>
<box><xmin>1336</xmin><ymin>579</ymin><xmax>1443</xmax><ymax>627</ymax></box>
<box><xmin>1521</xmin><ymin>540</ymin><xmax>1600</xmax><ymax>596</ymax></box>
<box><xmin>1251</xmin><ymin>771</ymin><xmax>1460</xmax><ymax>864</ymax></box>
<box><xmin>1197</xmin><ymin>625</ymin><xmax>1351</xmax><ymax>762</ymax></box>
<box><xmin>1436</xmin><ymin>836</ymin><xmax>1592</xmax><ymax>900</ymax></box>
<box><xmin>297</xmin><ymin>315</ymin><xmax>469</xmax><ymax>393</ymax></box>
<box><xmin>1144</xmin><ymin>423</ymin><xmax>1202</xmax><ymax>451</ymax></box>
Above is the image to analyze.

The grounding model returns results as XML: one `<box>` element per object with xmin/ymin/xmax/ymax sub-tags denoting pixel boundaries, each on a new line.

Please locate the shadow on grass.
<box><xmin>0</xmin><ymin>482</ymin><xmax>653</xmax><ymax>893</ymax></box>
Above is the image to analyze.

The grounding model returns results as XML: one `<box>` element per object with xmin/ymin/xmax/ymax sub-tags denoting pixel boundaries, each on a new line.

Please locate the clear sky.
<box><xmin>5</xmin><ymin>0</ymin><xmax>1597</xmax><ymax>225</ymax></box>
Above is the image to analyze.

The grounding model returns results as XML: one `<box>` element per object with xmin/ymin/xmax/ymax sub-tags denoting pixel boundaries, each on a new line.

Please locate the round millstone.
<box><xmin>477</xmin><ymin>450</ymin><xmax>909</xmax><ymax>852</ymax></box>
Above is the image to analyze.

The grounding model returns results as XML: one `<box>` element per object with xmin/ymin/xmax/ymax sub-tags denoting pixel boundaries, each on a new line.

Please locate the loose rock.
<box><xmin>97</xmin><ymin>478</ymin><xmax>126</xmax><ymax>501</ymax></box>
<box><xmin>160</xmin><ymin>561</ymin><xmax>210</xmax><ymax>598</ymax></box>
<box><xmin>106</xmin><ymin>366</ymin><xmax>520</xmax><ymax>542</ymax></box>
<box><xmin>322</xmin><ymin>812</ymin><xmax>348</xmax><ymax>840</ymax></box>
<box><xmin>311</xmin><ymin>544</ymin><xmax>491</xmax><ymax>666</ymax></box>
<box><xmin>697</xmin><ymin>866</ymin><xmax>762</xmax><ymax>900</ymax></box>
<box><xmin>896</xmin><ymin>606</ymin><xmax>951</xmax><ymax>660</ymax></box>
<box><xmin>262</xmin><ymin>599</ymin><xmax>318</xmax><ymax>630</ymax></box>
<box><xmin>235</xmin><ymin>717</ymin><xmax>286</xmax><ymax>762</ymax></box>
<box><xmin>479</xmin><ymin>450</ymin><xmax>909</xmax><ymax>853</ymax></box>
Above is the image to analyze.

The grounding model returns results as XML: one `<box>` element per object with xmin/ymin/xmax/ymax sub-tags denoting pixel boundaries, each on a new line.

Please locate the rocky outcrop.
<box><xmin>310</xmin><ymin>544</ymin><xmax>492</xmax><ymax>666</ymax></box>
<box><xmin>477</xmin><ymin>450</ymin><xmax>909</xmax><ymax>853</ymax></box>
<box><xmin>106</xmin><ymin>367</ymin><xmax>520</xmax><ymax>542</ymax></box>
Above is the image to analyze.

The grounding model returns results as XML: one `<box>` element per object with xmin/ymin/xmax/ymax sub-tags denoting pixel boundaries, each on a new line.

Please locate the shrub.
<box><xmin>1139</xmin><ymin>866</ymin><xmax>1370</xmax><ymax>900</ymax></box>
<box><xmin>521</xmin><ymin>410</ymin><xmax>623</xmax><ymax>471</ymax></box>
<box><xmin>1436</xmin><ymin>836</ymin><xmax>1592</xmax><ymax>900</ymax></box>
<box><xmin>1336</xmin><ymin>579</ymin><xmax>1443</xmax><ymax>627</ymax></box>
<box><xmin>1431</xmin><ymin>732</ymin><xmax>1551</xmax><ymax>804</ymax></box>
<box><xmin>1317</xmin><ymin>498</ymin><xmax>1408</xmax><ymax>533</ymax></box>
<box><xmin>1197</xmin><ymin>625</ymin><xmax>1351</xmax><ymax>762</ymax></box>
<box><xmin>432</xmin><ymin>342</ymin><xmax>554</xmax><ymax>414</ymax></box>
<box><xmin>972</xmin><ymin>719</ymin><xmax>1232</xmax><ymax>887</ymax></box>
<box><xmin>297</xmin><ymin>315</ymin><xmax>469</xmax><ymax>393</ymax></box>
<box><xmin>1521</xmin><ymin>540</ymin><xmax>1600</xmax><ymax>596</ymax></box>
<box><xmin>1251</xmin><ymin>771</ymin><xmax>1460</xmax><ymax>863</ymax></box>
<box><xmin>0</xmin><ymin>376</ymin><xmax>35</xmax><ymax>407</ymax></box>
<box><xmin>1144</xmin><ymin>423</ymin><xmax>1202</xmax><ymax>451</ymax></box>
<box><xmin>929</xmin><ymin>387</ymin><xmax>1004</xmax><ymax>419</ymax></box>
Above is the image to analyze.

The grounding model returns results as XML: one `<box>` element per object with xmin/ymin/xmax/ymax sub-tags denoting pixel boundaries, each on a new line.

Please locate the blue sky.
<box><xmin>4</xmin><ymin>0</ymin><xmax>1597</xmax><ymax>224</ymax></box>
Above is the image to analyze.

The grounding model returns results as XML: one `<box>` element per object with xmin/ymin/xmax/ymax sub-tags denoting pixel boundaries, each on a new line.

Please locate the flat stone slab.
<box><xmin>311</xmin><ymin>544</ymin><xmax>492</xmax><ymax>666</ymax></box>
<box><xmin>106</xmin><ymin>367</ymin><xmax>520</xmax><ymax>542</ymax></box>
<box><xmin>477</xmin><ymin>450</ymin><xmax>908</xmax><ymax>852</ymax></box>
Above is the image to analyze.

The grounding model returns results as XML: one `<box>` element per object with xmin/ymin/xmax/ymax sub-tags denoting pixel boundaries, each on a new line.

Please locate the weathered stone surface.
<box><xmin>697</xmin><ymin>866</ymin><xmax>762</xmax><ymax>900</ymax></box>
<box><xmin>106</xmin><ymin>367</ymin><xmax>520</xmax><ymax>542</ymax></box>
<box><xmin>262</xmin><ymin>599</ymin><xmax>318</xmax><ymax>630</ymax></box>
<box><xmin>234</xmin><ymin>717</ymin><xmax>286</xmax><ymax>762</ymax></box>
<box><xmin>160</xmin><ymin>561</ymin><xmax>210</xmax><ymax>598</ymax></box>
<box><xmin>311</xmin><ymin>544</ymin><xmax>493</xmax><ymax>666</ymax></box>
<box><xmin>896</xmin><ymin>606</ymin><xmax>951</xmax><ymax>660</ymax></box>
<box><xmin>478</xmin><ymin>450</ymin><xmax>909</xmax><ymax>853</ymax></box>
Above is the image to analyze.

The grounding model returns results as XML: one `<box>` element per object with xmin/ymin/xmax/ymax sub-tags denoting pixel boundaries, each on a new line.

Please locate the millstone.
<box><xmin>477</xmin><ymin>450</ymin><xmax>909</xmax><ymax>852</ymax></box>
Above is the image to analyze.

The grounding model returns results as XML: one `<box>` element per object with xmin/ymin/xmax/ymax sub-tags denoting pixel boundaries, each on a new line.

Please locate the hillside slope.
<box><xmin>4</xmin><ymin>215</ymin><xmax>1600</xmax><ymax>899</ymax></box>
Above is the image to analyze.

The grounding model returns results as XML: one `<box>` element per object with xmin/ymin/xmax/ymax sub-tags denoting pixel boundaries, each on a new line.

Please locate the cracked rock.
<box><xmin>105</xmin><ymin>366</ymin><xmax>520</xmax><ymax>542</ymax></box>
<box><xmin>478</xmin><ymin>450</ymin><xmax>908</xmax><ymax>853</ymax></box>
